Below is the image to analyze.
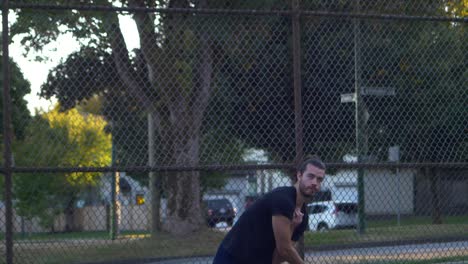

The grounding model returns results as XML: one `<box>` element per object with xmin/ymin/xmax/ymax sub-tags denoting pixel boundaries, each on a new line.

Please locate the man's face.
<box><xmin>297</xmin><ymin>164</ymin><xmax>325</xmax><ymax>198</ymax></box>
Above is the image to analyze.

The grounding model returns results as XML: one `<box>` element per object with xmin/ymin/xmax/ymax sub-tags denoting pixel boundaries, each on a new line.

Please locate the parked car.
<box><xmin>307</xmin><ymin>201</ymin><xmax>358</xmax><ymax>232</ymax></box>
<box><xmin>203</xmin><ymin>198</ymin><xmax>237</xmax><ymax>227</ymax></box>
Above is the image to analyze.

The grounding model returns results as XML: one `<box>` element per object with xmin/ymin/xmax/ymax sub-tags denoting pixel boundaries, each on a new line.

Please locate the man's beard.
<box><xmin>299</xmin><ymin>183</ymin><xmax>315</xmax><ymax>199</ymax></box>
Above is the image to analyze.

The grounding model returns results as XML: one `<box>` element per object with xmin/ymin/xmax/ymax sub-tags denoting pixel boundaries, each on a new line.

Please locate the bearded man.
<box><xmin>213</xmin><ymin>156</ymin><xmax>326</xmax><ymax>264</ymax></box>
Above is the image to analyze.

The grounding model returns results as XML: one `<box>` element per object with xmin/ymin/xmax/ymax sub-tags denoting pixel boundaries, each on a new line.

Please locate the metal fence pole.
<box><xmin>148</xmin><ymin>112</ymin><xmax>161</xmax><ymax>234</ymax></box>
<box><xmin>2</xmin><ymin>0</ymin><xmax>14</xmax><ymax>263</ymax></box>
<box><xmin>292</xmin><ymin>0</ymin><xmax>305</xmax><ymax>259</ymax></box>
<box><xmin>353</xmin><ymin>0</ymin><xmax>366</xmax><ymax>235</ymax></box>
<box><xmin>292</xmin><ymin>0</ymin><xmax>303</xmax><ymax>167</ymax></box>
<box><xmin>110</xmin><ymin>134</ymin><xmax>120</xmax><ymax>240</ymax></box>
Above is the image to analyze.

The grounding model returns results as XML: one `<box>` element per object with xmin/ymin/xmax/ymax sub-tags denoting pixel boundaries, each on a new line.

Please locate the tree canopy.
<box><xmin>12</xmin><ymin>106</ymin><xmax>111</xmax><ymax>230</ymax></box>
<box><xmin>0</xmin><ymin>57</ymin><xmax>31</xmax><ymax>140</ymax></box>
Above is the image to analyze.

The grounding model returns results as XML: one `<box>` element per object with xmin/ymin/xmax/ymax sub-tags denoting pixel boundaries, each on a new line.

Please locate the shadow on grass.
<box><xmin>10</xmin><ymin>228</ymin><xmax>225</xmax><ymax>264</ymax></box>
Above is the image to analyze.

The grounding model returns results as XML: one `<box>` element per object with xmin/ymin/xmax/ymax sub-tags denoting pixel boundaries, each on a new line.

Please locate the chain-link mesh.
<box><xmin>0</xmin><ymin>1</ymin><xmax>467</xmax><ymax>264</ymax></box>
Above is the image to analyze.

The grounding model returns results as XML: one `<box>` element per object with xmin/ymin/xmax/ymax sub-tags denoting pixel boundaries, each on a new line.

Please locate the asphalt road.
<box><xmin>151</xmin><ymin>241</ymin><xmax>468</xmax><ymax>264</ymax></box>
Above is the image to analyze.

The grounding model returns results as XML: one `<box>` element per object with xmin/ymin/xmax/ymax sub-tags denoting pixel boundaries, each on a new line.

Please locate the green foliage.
<box><xmin>213</xmin><ymin>15</ymin><xmax>296</xmax><ymax>162</ymax></box>
<box><xmin>11</xmin><ymin>106</ymin><xmax>111</xmax><ymax>227</ymax></box>
<box><xmin>0</xmin><ymin>56</ymin><xmax>31</xmax><ymax>202</ymax></box>
<box><xmin>11</xmin><ymin>0</ymin><xmax>111</xmax><ymax>54</ymax></box>
<box><xmin>200</xmin><ymin>131</ymin><xmax>247</xmax><ymax>193</ymax></box>
<box><xmin>39</xmin><ymin>48</ymin><xmax>117</xmax><ymax>110</ymax></box>
<box><xmin>0</xmin><ymin>56</ymin><xmax>31</xmax><ymax>140</ymax></box>
<box><xmin>358</xmin><ymin>20</ymin><xmax>466</xmax><ymax>162</ymax></box>
<box><xmin>224</xmin><ymin>2</ymin><xmax>466</xmax><ymax>163</ymax></box>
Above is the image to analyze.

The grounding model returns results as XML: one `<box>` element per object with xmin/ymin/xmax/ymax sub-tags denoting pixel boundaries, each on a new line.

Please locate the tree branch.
<box><xmin>128</xmin><ymin>0</ymin><xmax>161</xmax><ymax>84</ymax></box>
<box><xmin>191</xmin><ymin>0</ymin><xmax>213</xmax><ymax>130</ymax></box>
<box><xmin>192</xmin><ymin>33</ymin><xmax>213</xmax><ymax>129</ymax></box>
<box><xmin>104</xmin><ymin>16</ymin><xmax>161</xmax><ymax>131</ymax></box>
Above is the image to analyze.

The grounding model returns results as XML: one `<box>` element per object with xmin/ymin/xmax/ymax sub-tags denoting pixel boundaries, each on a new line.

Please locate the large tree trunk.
<box><xmin>157</xmin><ymin>9</ymin><xmax>213</xmax><ymax>234</ymax></box>
<box><xmin>164</xmin><ymin>172</ymin><xmax>203</xmax><ymax>235</ymax></box>
<box><xmin>158</xmin><ymin>100</ymin><xmax>207</xmax><ymax>234</ymax></box>
<box><xmin>108</xmin><ymin>0</ymin><xmax>213</xmax><ymax>235</ymax></box>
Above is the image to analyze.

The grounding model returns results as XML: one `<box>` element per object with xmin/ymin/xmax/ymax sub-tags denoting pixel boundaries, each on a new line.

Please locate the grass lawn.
<box><xmin>7</xmin><ymin>228</ymin><xmax>224</xmax><ymax>264</ymax></box>
<box><xmin>305</xmin><ymin>215</ymin><xmax>468</xmax><ymax>247</ymax></box>
<box><xmin>1</xmin><ymin>215</ymin><xmax>467</xmax><ymax>264</ymax></box>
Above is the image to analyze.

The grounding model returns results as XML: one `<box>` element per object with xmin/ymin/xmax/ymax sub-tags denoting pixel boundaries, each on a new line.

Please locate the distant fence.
<box><xmin>0</xmin><ymin>205</ymin><xmax>149</xmax><ymax>233</ymax></box>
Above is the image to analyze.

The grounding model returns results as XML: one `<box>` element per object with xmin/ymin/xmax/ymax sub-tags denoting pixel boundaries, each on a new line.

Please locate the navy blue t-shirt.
<box><xmin>220</xmin><ymin>186</ymin><xmax>308</xmax><ymax>264</ymax></box>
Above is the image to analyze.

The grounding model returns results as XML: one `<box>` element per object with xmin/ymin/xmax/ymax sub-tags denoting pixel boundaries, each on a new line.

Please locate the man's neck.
<box><xmin>294</xmin><ymin>183</ymin><xmax>305</xmax><ymax>208</ymax></box>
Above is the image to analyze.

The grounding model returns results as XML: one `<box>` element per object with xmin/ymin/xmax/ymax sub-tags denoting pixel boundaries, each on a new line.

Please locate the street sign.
<box><xmin>361</xmin><ymin>87</ymin><xmax>396</xmax><ymax>96</ymax></box>
<box><xmin>340</xmin><ymin>93</ymin><xmax>356</xmax><ymax>103</ymax></box>
<box><xmin>341</xmin><ymin>87</ymin><xmax>395</xmax><ymax>103</ymax></box>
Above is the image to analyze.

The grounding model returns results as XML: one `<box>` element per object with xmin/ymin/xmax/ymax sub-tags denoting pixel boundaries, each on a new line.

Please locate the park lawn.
<box><xmin>1</xmin><ymin>230</ymin><xmax>149</xmax><ymax>241</ymax></box>
<box><xmin>9</xmin><ymin>228</ymin><xmax>224</xmax><ymax>264</ymax></box>
<box><xmin>3</xmin><ymin>215</ymin><xmax>468</xmax><ymax>263</ymax></box>
<box><xmin>367</xmin><ymin>215</ymin><xmax>468</xmax><ymax>228</ymax></box>
<box><xmin>304</xmin><ymin>224</ymin><xmax>468</xmax><ymax>247</ymax></box>
<box><xmin>305</xmin><ymin>215</ymin><xmax>468</xmax><ymax>247</ymax></box>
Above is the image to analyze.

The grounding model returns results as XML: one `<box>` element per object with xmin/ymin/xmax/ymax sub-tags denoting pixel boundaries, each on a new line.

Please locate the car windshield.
<box><xmin>312</xmin><ymin>190</ymin><xmax>332</xmax><ymax>202</ymax></box>
<box><xmin>205</xmin><ymin>199</ymin><xmax>231</xmax><ymax>208</ymax></box>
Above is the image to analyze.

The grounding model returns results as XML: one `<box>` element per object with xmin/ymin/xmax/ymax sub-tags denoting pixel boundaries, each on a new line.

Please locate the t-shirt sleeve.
<box><xmin>270</xmin><ymin>193</ymin><xmax>294</xmax><ymax>220</ymax></box>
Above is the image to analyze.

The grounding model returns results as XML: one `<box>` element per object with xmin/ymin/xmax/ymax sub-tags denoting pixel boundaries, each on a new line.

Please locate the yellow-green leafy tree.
<box><xmin>13</xmin><ymin>105</ymin><xmax>111</xmax><ymax>232</ymax></box>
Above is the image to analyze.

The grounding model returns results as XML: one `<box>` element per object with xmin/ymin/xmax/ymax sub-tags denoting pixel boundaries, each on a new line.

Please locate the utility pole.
<box><xmin>341</xmin><ymin>0</ymin><xmax>396</xmax><ymax>235</ymax></box>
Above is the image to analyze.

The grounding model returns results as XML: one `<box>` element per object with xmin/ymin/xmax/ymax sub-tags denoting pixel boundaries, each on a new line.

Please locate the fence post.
<box><xmin>353</xmin><ymin>0</ymin><xmax>367</xmax><ymax>235</ymax></box>
<box><xmin>428</xmin><ymin>167</ymin><xmax>442</xmax><ymax>224</ymax></box>
<box><xmin>2</xmin><ymin>0</ymin><xmax>14</xmax><ymax>263</ymax></box>
<box><xmin>291</xmin><ymin>0</ymin><xmax>305</xmax><ymax>259</ymax></box>
<box><xmin>110</xmin><ymin>136</ymin><xmax>120</xmax><ymax>240</ymax></box>
<box><xmin>148</xmin><ymin>112</ymin><xmax>161</xmax><ymax>235</ymax></box>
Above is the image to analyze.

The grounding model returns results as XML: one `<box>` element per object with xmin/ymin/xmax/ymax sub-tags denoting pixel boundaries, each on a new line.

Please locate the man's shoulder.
<box><xmin>270</xmin><ymin>186</ymin><xmax>296</xmax><ymax>197</ymax></box>
<box><xmin>252</xmin><ymin>186</ymin><xmax>295</xmax><ymax>208</ymax></box>
<box><xmin>268</xmin><ymin>186</ymin><xmax>296</xmax><ymax>206</ymax></box>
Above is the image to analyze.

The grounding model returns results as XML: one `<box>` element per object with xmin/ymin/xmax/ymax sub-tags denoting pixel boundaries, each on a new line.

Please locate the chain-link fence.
<box><xmin>1</xmin><ymin>1</ymin><xmax>467</xmax><ymax>263</ymax></box>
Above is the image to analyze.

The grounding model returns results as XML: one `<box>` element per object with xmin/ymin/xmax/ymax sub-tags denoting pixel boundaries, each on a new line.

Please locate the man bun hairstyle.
<box><xmin>297</xmin><ymin>155</ymin><xmax>326</xmax><ymax>174</ymax></box>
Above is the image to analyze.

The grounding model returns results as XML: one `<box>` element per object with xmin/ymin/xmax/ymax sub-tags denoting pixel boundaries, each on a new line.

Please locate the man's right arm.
<box><xmin>272</xmin><ymin>215</ymin><xmax>304</xmax><ymax>264</ymax></box>
<box><xmin>272</xmin><ymin>248</ymin><xmax>284</xmax><ymax>264</ymax></box>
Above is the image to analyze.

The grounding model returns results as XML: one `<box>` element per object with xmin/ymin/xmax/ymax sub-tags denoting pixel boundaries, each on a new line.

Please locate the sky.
<box><xmin>9</xmin><ymin>14</ymin><xmax>140</xmax><ymax>115</ymax></box>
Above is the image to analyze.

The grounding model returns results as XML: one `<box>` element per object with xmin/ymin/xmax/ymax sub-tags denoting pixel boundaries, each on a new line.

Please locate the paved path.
<box><xmin>151</xmin><ymin>241</ymin><xmax>468</xmax><ymax>264</ymax></box>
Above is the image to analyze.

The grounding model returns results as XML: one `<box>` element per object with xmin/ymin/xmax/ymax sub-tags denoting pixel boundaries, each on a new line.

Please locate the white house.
<box><xmin>99</xmin><ymin>172</ymin><xmax>149</xmax><ymax>206</ymax></box>
<box><xmin>322</xmin><ymin>154</ymin><xmax>415</xmax><ymax>215</ymax></box>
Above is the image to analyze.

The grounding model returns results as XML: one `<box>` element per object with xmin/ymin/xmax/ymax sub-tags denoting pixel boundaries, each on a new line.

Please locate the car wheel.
<box><xmin>317</xmin><ymin>223</ymin><xmax>329</xmax><ymax>232</ymax></box>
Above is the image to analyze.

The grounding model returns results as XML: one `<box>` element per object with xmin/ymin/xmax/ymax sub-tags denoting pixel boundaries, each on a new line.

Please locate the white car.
<box><xmin>307</xmin><ymin>201</ymin><xmax>358</xmax><ymax>232</ymax></box>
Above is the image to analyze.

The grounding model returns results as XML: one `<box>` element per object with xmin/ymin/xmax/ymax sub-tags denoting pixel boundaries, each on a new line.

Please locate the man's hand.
<box><xmin>292</xmin><ymin>207</ymin><xmax>304</xmax><ymax>229</ymax></box>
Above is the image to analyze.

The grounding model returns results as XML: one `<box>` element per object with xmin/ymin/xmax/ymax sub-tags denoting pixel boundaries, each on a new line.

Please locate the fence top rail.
<box><xmin>9</xmin><ymin>3</ymin><xmax>468</xmax><ymax>23</ymax></box>
<box><xmin>1</xmin><ymin>162</ymin><xmax>466</xmax><ymax>174</ymax></box>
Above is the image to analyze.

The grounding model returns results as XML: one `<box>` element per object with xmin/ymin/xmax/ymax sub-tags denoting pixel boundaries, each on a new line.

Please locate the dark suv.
<box><xmin>203</xmin><ymin>198</ymin><xmax>236</xmax><ymax>227</ymax></box>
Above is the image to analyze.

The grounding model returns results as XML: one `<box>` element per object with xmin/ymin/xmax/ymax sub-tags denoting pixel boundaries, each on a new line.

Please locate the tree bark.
<box><xmin>105</xmin><ymin>0</ymin><xmax>213</xmax><ymax>235</ymax></box>
<box><xmin>163</xmin><ymin>130</ymin><xmax>204</xmax><ymax>234</ymax></box>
